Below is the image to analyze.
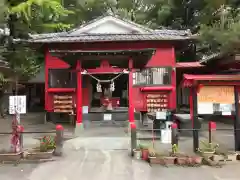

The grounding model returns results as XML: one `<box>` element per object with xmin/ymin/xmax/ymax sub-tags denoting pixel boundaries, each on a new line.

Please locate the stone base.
<box><xmin>75</xmin><ymin>123</ymin><xmax>84</xmax><ymax>136</ymax></box>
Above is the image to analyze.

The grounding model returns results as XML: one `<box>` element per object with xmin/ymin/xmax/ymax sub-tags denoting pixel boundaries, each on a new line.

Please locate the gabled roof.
<box><xmin>25</xmin><ymin>15</ymin><xmax>194</xmax><ymax>43</ymax></box>
<box><xmin>68</xmin><ymin>15</ymin><xmax>154</xmax><ymax>34</ymax></box>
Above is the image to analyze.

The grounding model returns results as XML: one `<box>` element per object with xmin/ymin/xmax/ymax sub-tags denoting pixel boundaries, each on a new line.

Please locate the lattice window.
<box><xmin>48</xmin><ymin>69</ymin><xmax>76</xmax><ymax>88</ymax></box>
<box><xmin>133</xmin><ymin>67</ymin><xmax>172</xmax><ymax>86</ymax></box>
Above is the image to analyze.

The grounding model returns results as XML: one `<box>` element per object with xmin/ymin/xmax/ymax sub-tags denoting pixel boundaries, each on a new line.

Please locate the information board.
<box><xmin>197</xmin><ymin>86</ymin><xmax>234</xmax><ymax>115</ymax></box>
<box><xmin>9</xmin><ymin>96</ymin><xmax>26</xmax><ymax>114</ymax></box>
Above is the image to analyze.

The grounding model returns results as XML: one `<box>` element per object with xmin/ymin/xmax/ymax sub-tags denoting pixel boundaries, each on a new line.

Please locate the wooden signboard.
<box><xmin>197</xmin><ymin>86</ymin><xmax>234</xmax><ymax>114</ymax></box>
<box><xmin>198</xmin><ymin>86</ymin><xmax>234</xmax><ymax>104</ymax></box>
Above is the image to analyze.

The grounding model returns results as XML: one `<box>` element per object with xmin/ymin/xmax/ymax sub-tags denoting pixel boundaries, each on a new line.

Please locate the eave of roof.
<box><xmin>19</xmin><ymin>33</ymin><xmax>193</xmax><ymax>44</ymax></box>
<box><xmin>176</xmin><ymin>62</ymin><xmax>204</xmax><ymax>68</ymax></box>
<box><xmin>50</xmin><ymin>48</ymin><xmax>155</xmax><ymax>53</ymax></box>
<box><xmin>183</xmin><ymin>74</ymin><xmax>240</xmax><ymax>81</ymax></box>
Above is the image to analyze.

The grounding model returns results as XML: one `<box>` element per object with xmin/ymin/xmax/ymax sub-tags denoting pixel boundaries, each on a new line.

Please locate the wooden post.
<box><xmin>18</xmin><ymin>125</ymin><xmax>24</xmax><ymax>152</ymax></box>
<box><xmin>128</xmin><ymin>58</ymin><xmax>134</xmax><ymax>124</ymax></box>
<box><xmin>234</xmin><ymin>86</ymin><xmax>240</xmax><ymax>151</ymax></box>
<box><xmin>75</xmin><ymin>60</ymin><xmax>83</xmax><ymax>134</ymax></box>
<box><xmin>130</xmin><ymin>123</ymin><xmax>137</xmax><ymax>156</ymax></box>
<box><xmin>171</xmin><ymin>123</ymin><xmax>178</xmax><ymax>146</ymax></box>
<box><xmin>55</xmin><ymin>124</ymin><xmax>64</xmax><ymax>156</ymax></box>
<box><xmin>191</xmin><ymin>86</ymin><xmax>200</xmax><ymax>152</ymax></box>
<box><xmin>45</xmin><ymin>50</ymin><xmax>50</xmax><ymax>111</ymax></box>
<box><xmin>208</xmin><ymin>121</ymin><xmax>216</xmax><ymax>144</ymax></box>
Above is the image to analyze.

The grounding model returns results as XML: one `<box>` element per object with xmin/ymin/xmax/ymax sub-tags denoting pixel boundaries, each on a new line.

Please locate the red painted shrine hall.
<box><xmin>21</xmin><ymin>15</ymin><xmax>196</xmax><ymax>127</ymax></box>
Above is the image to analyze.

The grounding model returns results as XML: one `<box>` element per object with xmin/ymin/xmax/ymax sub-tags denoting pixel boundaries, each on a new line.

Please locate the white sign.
<box><xmin>82</xmin><ymin>106</ymin><xmax>88</xmax><ymax>114</ymax></box>
<box><xmin>156</xmin><ymin>111</ymin><xmax>167</xmax><ymax>120</ymax></box>
<box><xmin>103</xmin><ymin>114</ymin><xmax>112</xmax><ymax>121</ymax></box>
<box><xmin>9</xmin><ymin>96</ymin><xmax>26</xmax><ymax>114</ymax></box>
<box><xmin>161</xmin><ymin>129</ymin><xmax>172</xmax><ymax>144</ymax></box>
<box><xmin>220</xmin><ymin>104</ymin><xmax>232</xmax><ymax>116</ymax></box>
<box><xmin>198</xmin><ymin>103</ymin><xmax>213</xmax><ymax>114</ymax></box>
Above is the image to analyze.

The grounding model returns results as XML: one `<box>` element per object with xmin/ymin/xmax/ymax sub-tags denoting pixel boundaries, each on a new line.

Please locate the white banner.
<box><xmin>9</xmin><ymin>96</ymin><xmax>26</xmax><ymax>114</ymax></box>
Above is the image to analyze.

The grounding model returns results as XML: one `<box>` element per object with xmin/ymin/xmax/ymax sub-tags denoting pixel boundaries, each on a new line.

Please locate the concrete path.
<box><xmin>0</xmin><ymin>135</ymin><xmax>239</xmax><ymax>180</ymax></box>
<box><xmin>0</xmin><ymin>118</ymin><xmax>240</xmax><ymax>180</ymax></box>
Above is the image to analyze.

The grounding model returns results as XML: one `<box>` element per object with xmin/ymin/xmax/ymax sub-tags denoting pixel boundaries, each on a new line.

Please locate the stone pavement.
<box><xmin>0</xmin><ymin>125</ymin><xmax>240</xmax><ymax>180</ymax></box>
<box><xmin>1</xmin><ymin>136</ymin><xmax>240</xmax><ymax>180</ymax></box>
<box><xmin>0</xmin><ymin>116</ymin><xmax>239</xmax><ymax>180</ymax></box>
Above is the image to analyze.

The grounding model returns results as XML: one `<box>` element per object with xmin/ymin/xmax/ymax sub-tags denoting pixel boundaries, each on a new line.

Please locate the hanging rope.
<box><xmin>86</xmin><ymin>71</ymin><xmax>125</xmax><ymax>83</ymax></box>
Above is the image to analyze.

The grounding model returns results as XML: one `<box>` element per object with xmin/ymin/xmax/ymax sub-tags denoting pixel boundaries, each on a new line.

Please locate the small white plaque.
<box><xmin>104</xmin><ymin>114</ymin><xmax>112</xmax><ymax>121</ymax></box>
<box><xmin>156</xmin><ymin>111</ymin><xmax>167</xmax><ymax>120</ymax></box>
<box><xmin>198</xmin><ymin>103</ymin><xmax>213</xmax><ymax>114</ymax></box>
<box><xmin>222</xmin><ymin>111</ymin><xmax>231</xmax><ymax>116</ymax></box>
<box><xmin>82</xmin><ymin>106</ymin><xmax>88</xmax><ymax>114</ymax></box>
<box><xmin>220</xmin><ymin>104</ymin><xmax>232</xmax><ymax>116</ymax></box>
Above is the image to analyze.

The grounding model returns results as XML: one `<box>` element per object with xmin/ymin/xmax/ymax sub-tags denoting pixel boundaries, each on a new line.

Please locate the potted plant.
<box><xmin>148</xmin><ymin>147</ymin><xmax>157</xmax><ymax>163</ymax></box>
<box><xmin>139</xmin><ymin>144</ymin><xmax>149</xmax><ymax>161</ymax></box>
<box><xmin>26</xmin><ymin>136</ymin><xmax>56</xmax><ymax>160</ymax></box>
<box><xmin>148</xmin><ymin>148</ymin><xmax>167</xmax><ymax>165</ymax></box>
<box><xmin>133</xmin><ymin>145</ymin><xmax>141</xmax><ymax>160</ymax></box>
<box><xmin>170</xmin><ymin>144</ymin><xmax>187</xmax><ymax>165</ymax></box>
<box><xmin>198</xmin><ymin>140</ymin><xmax>219</xmax><ymax>157</ymax></box>
<box><xmin>227</xmin><ymin>151</ymin><xmax>238</xmax><ymax>162</ymax></box>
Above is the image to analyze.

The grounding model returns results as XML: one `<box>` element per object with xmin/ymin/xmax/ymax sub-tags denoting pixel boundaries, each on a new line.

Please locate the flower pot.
<box><xmin>192</xmin><ymin>156</ymin><xmax>203</xmax><ymax>164</ymax></box>
<box><xmin>141</xmin><ymin>149</ymin><xmax>149</xmax><ymax>161</ymax></box>
<box><xmin>201</xmin><ymin>151</ymin><xmax>214</xmax><ymax>158</ymax></box>
<box><xmin>149</xmin><ymin>156</ymin><xmax>165</xmax><ymax>165</ymax></box>
<box><xmin>26</xmin><ymin>149</ymin><xmax>54</xmax><ymax>160</ymax></box>
<box><xmin>0</xmin><ymin>151</ymin><xmax>23</xmax><ymax>162</ymax></box>
<box><xmin>163</xmin><ymin>157</ymin><xmax>176</xmax><ymax>165</ymax></box>
<box><xmin>227</xmin><ymin>153</ymin><xmax>238</xmax><ymax>162</ymax></box>
<box><xmin>133</xmin><ymin>149</ymin><xmax>141</xmax><ymax>160</ymax></box>
<box><xmin>176</xmin><ymin>157</ymin><xmax>188</xmax><ymax>165</ymax></box>
<box><xmin>211</xmin><ymin>154</ymin><xmax>224</xmax><ymax>162</ymax></box>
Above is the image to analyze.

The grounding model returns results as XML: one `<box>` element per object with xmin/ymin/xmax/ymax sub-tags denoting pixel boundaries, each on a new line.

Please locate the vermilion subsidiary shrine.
<box><xmin>24</xmin><ymin>16</ymin><xmax>195</xmax><ymax>130</ymax></box>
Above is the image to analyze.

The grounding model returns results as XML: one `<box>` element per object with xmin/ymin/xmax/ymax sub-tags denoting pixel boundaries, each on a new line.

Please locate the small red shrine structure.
<box><xmin>23</xmin><ymin>15</ymin><xmax>195</xmax><ymax>127</ymax></box>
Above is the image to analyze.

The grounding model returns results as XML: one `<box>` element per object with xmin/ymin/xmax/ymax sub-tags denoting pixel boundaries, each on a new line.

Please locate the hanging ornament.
<box><xmin>110</xmin><ymin>81</ymin><xmax>115</xmax><ymax>92</ymax></box>
<box><xmin>96</xmin><ymin>82</ymin><xmax>102</xmax><ymax>92</ymax></box>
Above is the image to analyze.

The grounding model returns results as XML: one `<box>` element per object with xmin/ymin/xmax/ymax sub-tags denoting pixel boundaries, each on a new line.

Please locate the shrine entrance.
<box><xmin>82</xmin><ymin>69</ymin><xmax>130</xmax><ymax>125</ymax></box>
<box><xmin>50</xmin><ymin>49</ymin><xmax>155</xmax><ymax>130</ymax></box>
<box><xmin>89</xmin><ymin>73</ymin><xmax>129</xmax><ymax>111</ymax></box>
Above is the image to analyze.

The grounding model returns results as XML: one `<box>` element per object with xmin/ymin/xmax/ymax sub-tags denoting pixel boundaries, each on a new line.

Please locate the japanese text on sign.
<box><xmin>198</xmin><ymin>86</ymin><xmax>234</xmax><ymax>104</ymax></box>
<box><xmin>9</xmin><ymin>96</ymin><xmax>26</xmax><ymax>114</ymax></box>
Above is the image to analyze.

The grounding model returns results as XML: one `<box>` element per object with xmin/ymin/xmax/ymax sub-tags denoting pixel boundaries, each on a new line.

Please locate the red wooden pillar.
<box><xmin>45</xmin><ymin>50</ymin><xmax>50</xmax><ymax>110</ymax></box>
<box><xmin>190</xmin><ymin>85</ymin><xmax>200</xmax><ymax>152</ymax></box>
<box><xmin>128</xmin><ymin>58</ymin><xmax>134</xmax><ymax>124</ymax></box>
<box><xmin>76</xmin><ymin>60</ymin><xmax>82</xmax><ymax>124</ymax></box>
<box><xmin>189</xmin><ymin>91</ymin><xmax>193</xmax><ymax>127</ymax></box>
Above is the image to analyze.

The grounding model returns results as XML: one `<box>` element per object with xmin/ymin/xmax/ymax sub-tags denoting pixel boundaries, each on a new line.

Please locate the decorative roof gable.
<box><xmin>69</xmin><ymin>15</ymin><xmax>153</xmax><ymax>35</ymax></box>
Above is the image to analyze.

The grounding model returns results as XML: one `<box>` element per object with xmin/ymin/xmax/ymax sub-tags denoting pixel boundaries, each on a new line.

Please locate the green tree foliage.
<box><xmin>198</xmin><ymin>2</ymin><xmax>240</xmax><ymax>54</ymax></box>
<box><xmin>8</xmin><ymin>0</ymin><xmax>74</xmax><ymax>34</ymax></box>
<box><xmin>3</xmin><ymin>0</ymin><xmax>74</xmax><ymax>80</ymax></box>
<box><xmin>1</xmin><ymin>0</ymin><xmax>239</xmax><ymax>81</ymax></box>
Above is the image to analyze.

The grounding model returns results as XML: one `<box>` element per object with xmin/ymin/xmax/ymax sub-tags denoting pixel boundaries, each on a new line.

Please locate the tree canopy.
<box><xmin>0</xmin><ymin>0</ymin><xmax>239</xmax><ymax>80</ymax></box>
